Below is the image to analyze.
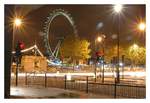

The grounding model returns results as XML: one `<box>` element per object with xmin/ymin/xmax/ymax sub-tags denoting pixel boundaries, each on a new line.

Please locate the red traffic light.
<box><xmin>19</xmin><ymin>41</ymin><xmax>25</xmax><ymax>50</ymax></box>
<box><xmin>95</xmin><ymin>51</ymin><xmax>104</xmax><ymax>56</ymax></box>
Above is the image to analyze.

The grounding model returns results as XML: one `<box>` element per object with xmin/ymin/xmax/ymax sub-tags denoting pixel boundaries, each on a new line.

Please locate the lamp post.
<box><xmin>97</xmin><ymin>36</ymin><xmax>102</xmax><ymax>80</ymax></box>
<box><xmin>95</xmin><ymin>34</ymin><xmax>106</xmax><ymax>83</ymax></box>
<box><xmin>113</xmin><ymin>4</ymin><xmax>123</xmax><ymax>83</ymax></box>
<box><xmin>101</xmin><ymin>35</ymin><xmax>106</xmax><ymax>83</ymax></box>
<box><xmin>94</xmin><ymin>36</ymin><xmax>102</xmax><ymax>82</ymax></box>
<box><xmin>12</xmin><ymin>18</ymin><xmax>22</xmax><ymax>86</ymax></box>
<box><xmin>13</xmin><ymin>18</ymin><xmax>22</xmax><ymax>51</ymax></box>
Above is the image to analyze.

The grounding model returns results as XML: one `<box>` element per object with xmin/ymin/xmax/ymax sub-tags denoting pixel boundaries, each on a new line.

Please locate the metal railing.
<box><xmin>11</xmin><ymin>73</ymin><xmax>146</xmax><ymax>98</ymax></box>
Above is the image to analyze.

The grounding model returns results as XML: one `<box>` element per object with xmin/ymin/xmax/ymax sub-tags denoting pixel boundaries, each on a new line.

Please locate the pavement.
<box><xmin>10</xmin><ymin>85</ymin><xmax>114</xmax><ymax>98</ymax></box>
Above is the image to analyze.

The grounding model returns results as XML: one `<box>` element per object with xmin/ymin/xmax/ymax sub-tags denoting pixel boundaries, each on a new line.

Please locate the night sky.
<box><xmin>5</xmin><ymin>5</ymin><xmax>145</xmax><ymax>55</ymax></box>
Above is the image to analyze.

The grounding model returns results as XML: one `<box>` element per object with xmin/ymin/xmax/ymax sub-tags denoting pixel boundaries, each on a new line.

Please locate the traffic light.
<box><xmin>95</xmin><ymin>51</ymin><xmax>104</xmax><ymax>57</ymax></box>
<box><xmin>95</xmin><ymin>51</ymin><xmax>104</xmax><ymax>62</ymax></box>
<box><xmin>97</xmin><ymin>55</ymin><xmax>104</xmax><ymax>62</ymax></box>
<box><xmin>15</xmin><ymin>41</ymin><xmax>25</xmax><ymax>57</ymax></box>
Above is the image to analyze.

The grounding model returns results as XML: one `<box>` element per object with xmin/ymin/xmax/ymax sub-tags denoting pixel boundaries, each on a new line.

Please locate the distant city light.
<box><xmin>119</xmin><ymin>62</ymin><xmax>123</xmax><ymax>66</ymax></box>
<box><xmin>112</xmin><ymin>34</ymin><xmax>117</xmax><ymax>39</ymax></box>
<box><xmin>96</xmin><ymin>22</ymin><xmax>103</xmax><ymax>30</ymax></box>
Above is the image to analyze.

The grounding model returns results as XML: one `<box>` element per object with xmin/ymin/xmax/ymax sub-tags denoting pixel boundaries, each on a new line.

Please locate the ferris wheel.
<box><xmin>42</xmin><ymin>9</ymin><xmax>77</xmax><ymax>60</ymax></box>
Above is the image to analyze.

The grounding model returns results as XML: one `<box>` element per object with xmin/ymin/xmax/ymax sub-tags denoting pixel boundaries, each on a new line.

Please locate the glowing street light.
<box><xmin>97</xmin><ymin>35</ymin><xmax>106</xmax><ymax>42</ymax></box>
<box><xmin>14</xmin><ymin>18</ymin><xmax>22</xmax><ymax>27</ymax></box>
<box><xmin>113</xmin><ymin>4</ymin><xmax>123</xmax><ymax>83</ymax></box>
<box><xmin>94</xmin><ymin>35</ymin><xmax>104</xmax><ymax>82</ymax></box>
<box><xmin>12</xmin><ymin>17</ymin><xmax>23</xmax><ymax>50</ymax></box>
<box><xmin>133</xmin><ymin>43</ymin><xmax>139</xmax><ymax>50</ymax></box>
<box><xmin>138</xmin><ymin>22</ymin><xmax>146</xmax><ymax>31</ymax></box>
<box><xmin>114</xmin><ymin>4</ymin><xmax>123</xmax><ymax>13</ymax></box>
<box><xmin>12</xmin><ymin>18</ymin><xmax>23</xmax><ymax>51</ymax></box>
<box><xmin>97</xmin><ymin>36</ymin><xmax>103</xmax><ymax>42</ymax></box>
<box><xmin>95</xmin><ymin>34</ymin><xmax>106</xmax><ymax>83</ymax></box>
<box><xmin>12</xmin><ymin>17</ymin><xmax>23</xmax><ymax>86</ymax></box>
<box><xmin>137</xmin><ymin>22</ymin><xmax>146</xmax><ymax>45</ymax></box>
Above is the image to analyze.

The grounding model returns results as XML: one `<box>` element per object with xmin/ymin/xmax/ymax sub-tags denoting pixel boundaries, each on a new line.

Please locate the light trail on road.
<box><xmin>11</xmin><ymin>71</ymin><xmax>145</xmax><ymax>78</ymax></box>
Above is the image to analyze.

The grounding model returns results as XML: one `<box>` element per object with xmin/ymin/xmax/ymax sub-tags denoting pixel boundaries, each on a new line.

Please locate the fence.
<box><xmin>11</xmin><ymin>73</ymin><xmax>146</xmax><ymax>98</ymax></box>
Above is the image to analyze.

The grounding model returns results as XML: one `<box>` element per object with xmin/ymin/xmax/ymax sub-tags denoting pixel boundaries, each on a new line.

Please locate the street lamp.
<box><xmin>94</xmin><ymin>36</ymin><xmax>103</xmax><ymax>82</ymax></box>
<box><xmin>113</xmin><ymin>4</ymin><xmax>123</xmax><ymax>83</ymax></box>
<box><xmin>94</xmin><ymin>36</ymin><xmax>101</xmax><ymax>82</ymax></box>
<box><xmin>95</xmin><ymin>35</ymin><xmax>106</xmax><ymax>83</ymax></box>
<box><xmin>97</xmin><ymin>36</ymin><xmax>103</xmax><ymax>42</ymax></box>
<box><xmin>138</xmin><ymin>22</ymin><xmax>146</xmax><ymax>45</ymax></box>
<box><xmin>138</xmin><ymin>22</ymin><xmax>146</xmax><ymax>31</ymax></box>
<box><xmin>114</xmin><ymin>4</ymin><xmax>123</xmax><ymax>13</ymax></box>
<box><xmin>12</xmin><ymin>18</ymin><xmax>22</xmax><ymax>86</ymax></box>
<box><xmin>14</xmin><ymin>18</ymin><xmax>22</xmax><ymax>27</ymax></box>
<box><xmin>13</xmin><ymin>18</ymin><xmax>22</xmax><ymax>50</ymax></box>
<box><xmin>133</xmin><ymin>43</ymin><xmax>139</xmax><ymax>49</ymax></box>
<box><xmin>100</xmin><ymin>35</ymin><xmax>106</xmax><ymax>83</ymax></box>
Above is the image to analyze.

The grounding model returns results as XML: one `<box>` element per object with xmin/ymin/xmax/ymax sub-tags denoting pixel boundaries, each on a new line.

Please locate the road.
<box><xmin>10</xmin><ymin>71</ymin><xmax>146</xmax><ymax>98</ymax></box>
